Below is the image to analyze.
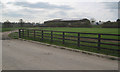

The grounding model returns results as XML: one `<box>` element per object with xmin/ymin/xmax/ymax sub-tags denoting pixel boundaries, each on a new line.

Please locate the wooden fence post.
<box><xmin>22</xmin><ymin>29</ymin><xmax>24</xmax><ymax>38</ymax></box>
<box><xmin>77</xmin><ymin>33</ymin><xmax>80</xmax><ymax>47</ymax></box>
<box><xmin>51</xmin><ymin>31</ymin><xmax>53</xmax><ymax>42</ymax></box>
<box><xmin>34</xmin><ymin>30</ymin><xmax>36</xmax><ymax>40</ymax></box>
<box><xmin>19</xmin><ymin>29</ymin><xmax>21</xmax><ymax>38</ymax></box>
<box><xmin>27</xmin><ymin>29</ymin><xmax>29</xmax><ymax>38</ymax></box>
<box><xmin>63</xmin><ymin>32</ymin><xmax>65</xmax><ymax>44</ymax></box>
<box><xmin>98</xmin><ymin>34</ymin><xmax>101</xmax><ymax>50</ymax></box>
<box><xmin>42</xmin><ymin>30</ymin><xmax>43</xmax><ymax>41</ymax></box>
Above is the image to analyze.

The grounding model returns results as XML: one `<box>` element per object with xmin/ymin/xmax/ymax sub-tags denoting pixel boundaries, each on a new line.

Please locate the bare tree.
<box><xmin>19</xmin><ymin>19</ymin><xmax>24</xmax><ymax>27</ymax></box>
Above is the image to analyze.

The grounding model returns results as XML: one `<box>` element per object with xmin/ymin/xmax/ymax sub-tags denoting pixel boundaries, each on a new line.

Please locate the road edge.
<box><xmin>18</xmin><ymin>38</ymin><xmax>119</xmax><ymax>61</ymax></box>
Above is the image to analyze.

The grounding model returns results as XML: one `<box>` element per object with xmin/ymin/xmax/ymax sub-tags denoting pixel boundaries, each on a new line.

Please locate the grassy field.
<box><xmin>31</xmin><ymin>27</ymin><xmax>119</xmax><ymax>34</ymax></box>
<box><xmin>2</xmin><ymin>27</ymin><xmax>21</xmax><ymax>32</ymax></box>
<box><xmin>2</xmin><ymin>27</ymin><xmax>119</xmax><ymax>34</ymax></box>
<box><xmin>31</xmin><ymin>27</ymin><xmax>119</xmax><ymax>40</ymax></box>
<box><xmin>9</xmin><ymin>27</ymin><xmax>119</xmax><ymax>57</ymax></box>
<box><xmin>1</xmin><ymin>27</ymin><xmax>30</xmax><ymax>32</ymax></box>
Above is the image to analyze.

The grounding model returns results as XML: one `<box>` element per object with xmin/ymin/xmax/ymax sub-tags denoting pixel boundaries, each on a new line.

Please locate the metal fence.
<box><xmin>19</xmin><ymin>29</ymin><xmax>120</xmax><ymax>56</ymax></box>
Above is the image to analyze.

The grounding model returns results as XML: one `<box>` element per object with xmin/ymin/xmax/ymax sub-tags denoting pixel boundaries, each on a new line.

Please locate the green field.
<box><xmin>9</xmin><ymin>27</ymin><xmax>120</xmax><ymax>57</ymax></box>
<box><xmin>2</xmin><ymin>27</ymin><xmax>119</xmax><ymax>34</ymax></box>
<box><xmin>30</xmin><ymin>27</ymin><xmax>119</xmax><ymax>40</ymax></box>
<box><xmin>2</xmin><ymin>27</ymin><xmax>21</xmax><ymax>32</ymax></box>
<box><xmin>1</xmin><ymin>27</ymin><xmax>30</xmax><ymax>32</ymax></box>
<box><xmin>31</xmin><ymin>27</ymin><xmax>119</xmax><ymax>34</ymax></box>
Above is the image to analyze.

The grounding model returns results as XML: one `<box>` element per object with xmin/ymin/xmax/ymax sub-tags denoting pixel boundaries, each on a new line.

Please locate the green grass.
<box><xmin>2</xmin><ymin>27</ymin><xmax>33</xmax><ymax>32</ymax></box>
<box><xmin>30</xmin><ymin>27</ymin><xmax>119</xmax><ymax>40</ymax></box>
<box><xmin>9</xmin><ymin>27</ymin><xmax>119</xmax><ymax>57</ymax></box>
<box><xmin>2</xmin><ymin>27</ymin><xmax>22</xmax><ymax>32</ymax></box>
<box><xmin>9</xmin><ymin>32</ymin><xmax>19</xmax><ymax>39</ymax></box>
<box><xmin>2</xmin><ymin>27</ymin><xmax>119</xmax><ymax>34</ymax></box>
<box><xmin>31</xmin><ymin>27</ymin><xmax>119</xmax><ymax>34</ymax></box>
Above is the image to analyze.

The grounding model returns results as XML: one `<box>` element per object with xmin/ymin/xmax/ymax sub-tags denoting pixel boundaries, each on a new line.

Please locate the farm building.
<box><xmin>43</xmin><ymin>19</ymin><xmax>92</xmax><ymax>27</ymax></box>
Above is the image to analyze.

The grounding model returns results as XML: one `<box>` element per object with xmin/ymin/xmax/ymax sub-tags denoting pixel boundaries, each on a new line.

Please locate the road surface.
<box><xmin>2</xmin><ymin>31</ymin><xmax>118</xmax><ymax>70</ymax></box>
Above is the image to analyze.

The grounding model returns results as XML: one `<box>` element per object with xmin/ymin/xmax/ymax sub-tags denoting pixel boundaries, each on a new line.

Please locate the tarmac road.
<box><xmin>2</xmin><ymin>31</ymin><xmax>118</xmax><ymax>70</ymax></box>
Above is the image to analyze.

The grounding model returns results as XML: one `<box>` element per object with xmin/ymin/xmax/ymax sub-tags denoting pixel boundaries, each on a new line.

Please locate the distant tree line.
<box><xmin>100</xmin><ymin>19</ymin><xmax>120</xmax><ymax>28</ymax></box>
<box><xmin>2</xmin><ymin>19</ymin><xmax>41</xmax><ymax>28</ymax></box>
<box><xmin>1</xmin><ymin>19</ymin><xmax>120</xmax><ymax>28</ymax></box>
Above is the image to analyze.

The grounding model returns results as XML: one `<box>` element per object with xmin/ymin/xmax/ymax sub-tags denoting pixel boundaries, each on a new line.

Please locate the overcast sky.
<box><xmin>0</xmin><ymin>0</ymin><xmax>119</xmax><ymax>23</ymax></box>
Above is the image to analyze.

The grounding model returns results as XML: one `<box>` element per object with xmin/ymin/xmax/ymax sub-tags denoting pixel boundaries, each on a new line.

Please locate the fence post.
<box><xmin>63</xmin><ymin>32</ymin><xmax>65</xmax><ymax>44</ymax></box>
<box><xmin>19</xmin><ymin>29</ymin><xmax>21</xmax><ymax>38</ymax></box>
<box><xmin>98</xmin><ymin>34</ymin><xmax>101</xmax><ymax>50</ymax></box>
<box><xmin>27</xmin><ymin>29</ymin><xmax>29</xmax><ymax>38</ymax></box>
<box><xmin>22</xmin><ymin>29</ymin><xmax>24</xmax><ymax>38</ymax></box>
<box><xmin>34</xmin><ymin>30</ymin><xmax>36</xmax><ymax>40</ymax></box>
<box><xmin>77</xmin><ymin>33</ymin><xmax>80</xmax><ymax>47</ymax></box>
<box><xmin>51</xmin><ymin>31</ymin><xmax>53</xmax><ymax>42</ymax></box>
<box><xmin>42</xmin><ymin>30</ymin><xmax>43</xmax><ymax>41</ymax></box>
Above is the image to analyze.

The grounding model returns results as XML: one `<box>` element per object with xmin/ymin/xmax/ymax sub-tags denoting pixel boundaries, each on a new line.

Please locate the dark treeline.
<box><xmin>1</xmin><ymin>19</ymin><xmax>41</xmax><ymax>28</ymax></box>
<box><xmin>1</xmin><ymin>18</ymin><xmax>120</xmax><ymax>28</ymax></box>
<box><xmin>101</xmin><ymin>19</ymin><xmax>120</xmax><ymax>28</ymax></box>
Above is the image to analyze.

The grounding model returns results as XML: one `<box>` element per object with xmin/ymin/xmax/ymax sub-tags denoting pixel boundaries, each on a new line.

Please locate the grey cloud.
<box><xmin>10</xmin><ymin>2</ymin><xmax>73</xmax><ymax>10</ymax></box>
<box><xmin>54</xmin><ymin>11</ymin><xmax>67</xmax><ymax>16</ymax></box>
<box><xmin>3</xmin><ymin>12</ymin><xmax>35</xmax><ymax>20</ymax></box>
<box><xmin>118</xmin><ymin>2</ymin><xmax>120</xmax><ymax>18</ymax></box>
<box><xmin>117</xmin><ymin>2</ymin><xmax>120</xmax><ymax>9</ymax></box>
<box><xmin>21</xmin><ymin>8</ymin><xmax>40</xmax><ymax>13</ymax></box>
<box><xmin>103</xmin><ymin>2</ymin><xmax>118</xmax><ymax>9</ymax></box>
<box><xmin>25</xmin><ymin>8</ymin><xmax>46</xmax><ymax>13</ymax></box>
<box><xmin>0</xmin><ymin>2</ymin><xmax>2</xmax><ymax>7</ymax></box>
<box><xmin>2</xmin><ymin>10</ymin><xmax>34</xmax><ymax>18</ymax></box>
<box><xmin>102</xmin><ymin>2</ymin><xmax>118</xmax><ymax>20</ymax></box>
<box><xmin>48</xmin><ymin>11</ymin><xmax>67</xmax><ymax>18</ymax></box>
<box><xmin>0</xmin><ymin>2</ymin><xmax>7</xmax><ymax>9</ymax></box>
<box><xmin>0</xmin><ymin>2</ymin><xmax>1</xmax><ymax>7</ymax></box>
<box><xmin>3</xmin><ymin>12</ymin><xmax>25</xmax><ymax>17</ymax></box>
